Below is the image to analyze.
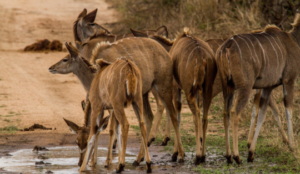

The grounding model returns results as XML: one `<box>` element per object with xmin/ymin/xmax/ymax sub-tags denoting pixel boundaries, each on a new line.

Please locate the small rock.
<box><xmin>153</xmin><ymin>155</ymin><xmax>158</xmax><ymax>157</ymax></box>
<box><xmin>35</xmin><ymin>161</ymin><xmax>44</xmax><ymax>165</ymax></box>
<box><xmin>45</xmin><ymin>170</ymin><xmax>53</xmax><ymax>174</ymax></box>
<box><xmin>45</xmin><ymin>162</ymin><xmax>51</xmax><ymax>166</ymax></box>
<box><xmin>37</xmin><ymin>154</ymin><xmax>49</xmax><ymax>159</ymax></box>
<box><xmin>33</xmin><ymin>146</ymin><xmax>49</xmax><ymax>152</ymax></box>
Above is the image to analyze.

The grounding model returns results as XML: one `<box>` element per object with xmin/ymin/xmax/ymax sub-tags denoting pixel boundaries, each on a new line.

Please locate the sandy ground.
<box><xmin>0</xmin><ymin>0</ymin><xmax>147</xmax><ymax>135</ymax></box>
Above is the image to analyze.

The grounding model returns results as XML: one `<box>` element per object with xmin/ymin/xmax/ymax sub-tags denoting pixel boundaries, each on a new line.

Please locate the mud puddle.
<box><xmin>0</xmin><ymin>146</ymin><xmax>193</xmax><ymax>174</ymax></box>
<box><xmin>0</xmin><ymin>146</ymin><xmax>140</xmax><ymax>174</ymax></box>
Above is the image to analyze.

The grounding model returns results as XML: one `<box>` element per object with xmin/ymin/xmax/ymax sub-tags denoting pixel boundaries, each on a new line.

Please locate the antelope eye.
<box><xmin>63</xmin><ymin>58</ymin><xmax>68</xmax><ymax>62</ymax></box>
<box><xmin>89</xmin><ymin>23</ymin><xmax>95</xmax><ymax>26</ymax></box>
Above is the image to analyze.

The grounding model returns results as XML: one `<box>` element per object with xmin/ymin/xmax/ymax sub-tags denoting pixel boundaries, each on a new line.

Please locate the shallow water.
<box><xmin>0</xmin><ymin>146</ymin><xmax>146</xmax><ymax>174</ymax></box>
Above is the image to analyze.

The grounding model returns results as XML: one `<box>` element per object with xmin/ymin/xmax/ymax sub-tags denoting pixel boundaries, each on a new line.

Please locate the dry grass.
<box><xmin>107</xmin><ymin>0</ymin><xmax>267</xmax><ymax>39</ymax></box>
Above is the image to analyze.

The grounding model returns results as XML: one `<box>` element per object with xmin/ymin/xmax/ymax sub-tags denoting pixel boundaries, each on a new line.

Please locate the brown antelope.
<box><xmin>216</xmin><ymin>11</ymin><xmax>300</xmax><ymax>164</ymax></box>
<box><xmin>79</xmin><ymin>58</ymin><xmax>151</xmax><ymax>173</ymax></box>
<box><xmin>49</xmin><ymin>38</ymin><xmax>184</xmax><ymax>166</ymax></box>
<box><xmin>170</xmin><ymin>28</ymin><xmax>217</xmax><ymax>164</ymax></box>
<box><xmin>88</xmin><ymin>37</ymin><xmax>184</xmax><ymax>164</ymax></box>
<box><xmin>132</xmin><ymin>32</ymin><xmax>290</xmax><ymax>157</ymax></box>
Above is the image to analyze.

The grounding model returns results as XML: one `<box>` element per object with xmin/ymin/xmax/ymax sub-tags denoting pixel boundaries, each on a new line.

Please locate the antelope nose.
<box><xmin>78</xmin><ymin>161</ymin><xmax>82</xmax><ymax>167</ymax></box>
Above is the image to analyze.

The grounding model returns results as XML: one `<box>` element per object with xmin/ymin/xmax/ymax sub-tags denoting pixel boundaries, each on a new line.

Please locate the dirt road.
<box><xmin>0</xmin><ymin>0</ymin><xmax>145</xmax><ymax>135</ymax></box>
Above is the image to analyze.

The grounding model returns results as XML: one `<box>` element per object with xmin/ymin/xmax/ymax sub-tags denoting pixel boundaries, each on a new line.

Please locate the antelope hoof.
<box><xmin>247</xmin><ymin>151</ymin><xmax>254</xmax><ymax>162</ymax></box>
<box><xmin>233</xmin><ymin>155</ymin><xmax>242</xmax><ymax>164</ymax></box>
<box><xmin>104</xmin><ymin>160</ymin><xmax>111</xmax><ymax>168</ymax></box>
<box><xmin>194</xmin><ymin>156</ymin><xmax>201</xmax><ymax>165</ymax></box>
<box><xmin>113</xmin><ymin>139</ymin><xmax>118</xmax><ymax>149</ymax></box>
<box><xmin>132</xmin><ymin>160</ymin><xmax>140</xmax><ymax>166</ymax></box>
<box><xmin>225</xmin><ymin>155</ymin><xmax>233</xmax><ymax>164</ymax></box>
<box><xmin>141</xmin><ymin>157</ymin><xmax>144</xmax><ymax>162</ymax></box>
<box><xmin>161</xmin><ymin>137</ymin><xmax>170</xmax><ymax>146</ymax></box>
<box><xmin>146</xmin><ymin>162</ymin><xmax>152</xmax><ymax>173</ymax></box>
<box><xmin>200</xmin><ymin>155</ymin><xmax>206</xmax><ymax>163</ymax></box>
<box><xmin>148</xmin><ymin>138</ymin><xmax>155</xmax><ymax>147</ymax></box>
<box><xmin>171</xmin><ymin>152</ymin><xmax>178</xmax><ymax>162</ymax></box>
<box><xmin>116</xmin><ymin>163</ymin><xmax>125</xmax><ymax>173</ymax></box>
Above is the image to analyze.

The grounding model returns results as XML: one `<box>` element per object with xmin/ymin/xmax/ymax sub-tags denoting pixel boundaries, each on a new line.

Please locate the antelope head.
<box><xmin>48</xmin><ymin>42</ymin><xmax>96</xmax><ymax>74</ymax></box>
<box><xmin>63</xmin><ymin>101</ymin><xmax>110</xmax><ymax>166</ymax></box>
<box><xmin>74</xmin><ymin>8</ymin><xmax>110</xmax><ymax>43</ymax></box>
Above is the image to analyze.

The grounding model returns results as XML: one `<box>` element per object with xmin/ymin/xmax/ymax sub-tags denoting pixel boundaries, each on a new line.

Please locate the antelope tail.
<box><xmin>217</xmin><ymin>39</ymin><xmax>233</xmax><ymax>82</ymax></box>
<box><xmin>125</xmin><ymin>70</ymin><xmax>138</xmax><ymax>104</ymax></box>
<box><xmin>189</xmin><ymin>59</ymin><xmax>201</xmax><ymax>100</ymax></box>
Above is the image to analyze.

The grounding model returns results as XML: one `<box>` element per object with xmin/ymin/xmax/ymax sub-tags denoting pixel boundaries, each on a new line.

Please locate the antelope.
<box><xmin>216</xmin><ymin>11</ymin><xmax>300</xmax><ymax>164</ymax></box>
<box><xmin>79</xmin><ymin>58</ymin><xmax>151</xmax><ymax>173</ymax></box>
<box><xmin>70</xmin><ymin>8</ymin><xmax>170</xmax><ymax>157</ymax></box>
<box><xmin>132</xmin><ymin>32</ymin><xmax>290</xmax><ymax>160</ymax></box>
<box><xmin>49</xmin><ymin>38</ymin><xmax>184</xmax><ymax>167</ymax></box>
<box><xmin>88</xmin><ymin>37</ymin><xmax>184</xmax><ymax>165</ymax></box>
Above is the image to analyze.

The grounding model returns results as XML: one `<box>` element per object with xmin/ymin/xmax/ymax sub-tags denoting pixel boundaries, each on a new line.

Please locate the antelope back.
<box><xmin>216</xmin><ymin>25</ymin><xmax>299</xmax><ymax>89</ymax></box>
<box><xmin>90</xmin><ymin>37</ymin><xmax>172</xmax><ymax>94</ymax></box>
<box><xmin>170</xmin><ymin>29</ymin><xmax>215</xmax><ymax>92</ymax></box>
<box><xmin>90</xmin><ymin>59</ymin><xmax>141</xmax><ymax>107</ymax></box>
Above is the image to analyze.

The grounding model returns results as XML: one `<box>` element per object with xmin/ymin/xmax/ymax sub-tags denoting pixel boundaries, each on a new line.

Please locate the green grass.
<box><xmin>0</xmin><ymin>105</ymin><xmax>6</xmax><ymax>108</ymax></box>
<box><xmin>4</xmin><ymin>119</ymin><xmax>10</xmax><ymax>122</ymax></box>
<box><xmin>0</xmin><ymin>125</ymin><xmax>18</xmax><ymax>133</ymax></box>
<box><xmin>130</xmin><ymin>125</ymin><xmax>140</xmax><ymax>131</ymax></box>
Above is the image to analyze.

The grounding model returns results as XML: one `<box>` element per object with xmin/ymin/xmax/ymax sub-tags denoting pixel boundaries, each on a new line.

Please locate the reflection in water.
<box><xmin>0</xmin><ymin>146</ymin><xmax>145</xmax><ymax>174</ymax></box>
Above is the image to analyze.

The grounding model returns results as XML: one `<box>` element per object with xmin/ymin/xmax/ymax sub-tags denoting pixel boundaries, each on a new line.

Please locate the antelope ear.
<box><xmin>99</xmin><ymin>116</ymin><xmax>110</xmax><ymax>131</ymax></box>
<box><xmin>130</xmin><ymin>28</ymin><xmax>148</xmax><ymax>37</ymax></box>
<box><xmin>65</xmin><ymin>42</ymin><xmax>79</xmax><ymax>58</ymax></box>
<box><xmin>81</xmin><ymin>100</ymin><xmax>86</xmax><ymax>111</ymax></box>
<box><xmin>83</xmin><ymin>9</ymin><xmax>98</xmax><ymax>23</ymax></box>
<box><xmin>78</xmin><ymin>8</ymin><xmax>87</xmax><ymax>19</ymax></box>
<box><xmin>156</xmin><ymin>25</ymin><xmax>168</xmax><ymax>38</ymax></box>
<box><xmin>96</xmin><ymin>59</ymin><xmax>111</xmax><ymax>69</ymax></box>
<box><xmin>63</xmin><ymin>118</ymin><xmax>80</xmax><ymax>134</ymax></box>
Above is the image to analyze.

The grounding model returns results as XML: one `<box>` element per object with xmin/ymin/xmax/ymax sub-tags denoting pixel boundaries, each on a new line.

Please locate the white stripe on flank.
<box><xmin>250</xmin><ymin>34</ymin><xmax>267</xmax><ymax>67</ymax></box>
<box><xmin>134</xmin><ymin>42</ymin><xmax>148</xmax><ymax>66</ymax></box>
<box><xmin>114</xmin><ymin>35</ymin><xmax>117</xmax><ymax>42</ymax></box>
<box><xmin>139</xmin><ymin>39</ymin><xmax>150</xmax><ymax>59</ymax></box>
<box><xmin>120</xmin><ymin>44</ymin><xmax>132</xmax><ymax>57</ymax></box>
<box><xmin>264</xmin><ymin>33</ymin><xmax>284</xmax><ymax>61</ymax></box>
<box><xmin>232</xmin><ymin>37</ymin><xmax>243</xmax><ymax>60</ymax></box>
<box><xmin>240</xmin><ymin>35</ymin><xmax>259</xmax><ymax>63</ymax></box>
<box><xmin>123</xmin><ymin>34</ymin><xmax>125</xmax><ymax>39</ymax></box>
<box><xmin>259</xmin><ymin>33</ymin><xmax>279</xmax><ymax>68</ymax></box>
<box><xmin>120</xmin><ymin>62</ymin><xmax>129</xmax><ymax>78</ymax></box>
<box><xmin>237</xmin><ymin>35</ymin><xmax>256</xmax><ymax>62</ymax></box>
<box><xmin>180</xmin><ymin>42</ymin><xmax>195</xmax><ymax>59</ymax></box>
<box><xmin>186</xmin><ymin>46</ymin><xmax>199</xmax><ymax>69</ymax></box>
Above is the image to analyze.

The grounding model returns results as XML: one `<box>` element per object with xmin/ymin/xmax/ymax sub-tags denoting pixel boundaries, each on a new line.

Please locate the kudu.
<box><xmin>79</xmin><ymin>58</ymin><xmax>151</xmax><ymax>173</ymax></box>
<box><xmin>132</xmin><ymin>31</ymin><xmax>289</xmax><ymax>159</ymax></box>
<box><xmin>63</xmin><ymin>8</ymin><xmax>170</xmax><ymax>164</ymax></box>
<box><xmin>49</xmin><ymin>38</ymin><xmax>184</xmax><ymax>167</ymax></box>
<box><xmin>216</xmin><ymin>12</ymin><xmax>300</xmax><ymax>164</ymax></box>
<box><xmin>170</xmin><ymin>28</ymin><xmax>217</xmax><ymax>164</ymax></box>
<box><xmin>88</xmin><ymin>37</ymin><xmax>184</xmax><ymax>165</ymax></box>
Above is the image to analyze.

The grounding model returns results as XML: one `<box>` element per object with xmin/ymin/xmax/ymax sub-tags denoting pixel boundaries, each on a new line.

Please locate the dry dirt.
<box><xmin>0</xmin><ymin>2</ymin><xmax>199</xmax><ymax>174</ymax></box>
<box><xmin>0</xmin><ymin>0</ymin><xmax>154</xmax><ymax>158</ymax></box>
